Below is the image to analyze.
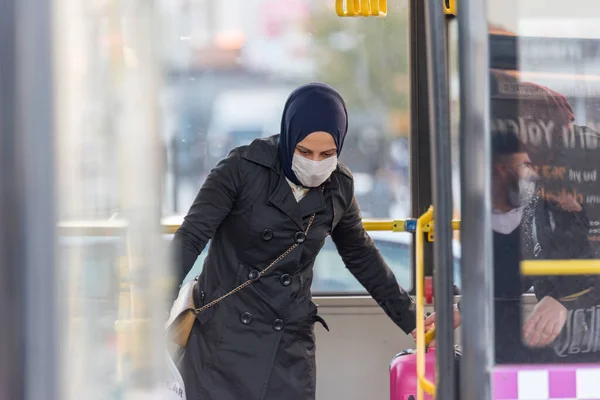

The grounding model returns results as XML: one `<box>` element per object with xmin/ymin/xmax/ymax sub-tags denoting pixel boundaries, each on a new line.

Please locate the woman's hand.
<box><xmin>523</xmin><ymin>296</ymin><xmax>567</xmax><ymax>347</ymax></box>
<box><xmin>410</xmin><ymin>304</ymin><xmax>461</xmax><ymax>345</ymax></box>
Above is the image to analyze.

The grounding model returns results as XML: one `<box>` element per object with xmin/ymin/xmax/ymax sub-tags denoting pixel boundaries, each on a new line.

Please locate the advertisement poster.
<box><xmin>490</xmin><ymin>34</ymin><xmax>600</xmax><ymax>364</ymax></box>
<box><xmin>491</xmin><ymin>35</ymin><xmax>600</xmax><ymax>254</ymax></box>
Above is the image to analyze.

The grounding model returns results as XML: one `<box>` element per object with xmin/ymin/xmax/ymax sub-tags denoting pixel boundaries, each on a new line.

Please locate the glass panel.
<box><xmin>448</xmin><ymin>18</ymin><xmax>462</xmax><ymax>290</ymax></box>
<box><xmin>55</xmin><ymin>0</ymin><xmax>167</xmax><ymax>397</ymax></box>
<box><xmin>487</xmin><ymin>0</ymin><xmax>600</xmax><ymax>366</ymax></box>
<box><xmin>161</xmin><ymin>0</ymin><xmax>415</xmax><ymax>295</ymax></box>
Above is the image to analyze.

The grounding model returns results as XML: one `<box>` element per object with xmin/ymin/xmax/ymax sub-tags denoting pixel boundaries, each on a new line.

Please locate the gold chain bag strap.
<box><xmin>166</xmin><ymin>213</ymin><xmax>317</xmax><ymax>348</ymax></box>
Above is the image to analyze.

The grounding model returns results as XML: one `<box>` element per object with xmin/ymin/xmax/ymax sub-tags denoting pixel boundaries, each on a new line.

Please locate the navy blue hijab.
<box><xmin>278</xmin><ymin>82</ymin><xmax>348</xmax><ymax>185</ymax></box>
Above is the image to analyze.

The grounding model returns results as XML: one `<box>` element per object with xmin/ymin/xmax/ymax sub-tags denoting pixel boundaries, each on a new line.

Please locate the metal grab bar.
<box><xmin>457</xmin><ymin>0</ymin><xmax>494</xmax><ymax>397</ymax></box>
<box><xmin>425</xmin><ymin>0</ymin><xmax>457</xmax><ymax>390</ymax></box>
<box><xmin>521</xmin><ymin>260</ymin><xmax>600</xmax><ymax>276</ymax></box>
<box><xmin>416</xmin><ymin>206</ymin><xmax>436</xmax><ymax>399</ymax></box>
<box><xmin>57</xmin><ymin>218</ymin><xmax>462</xmax><ymax>236</ymax></box>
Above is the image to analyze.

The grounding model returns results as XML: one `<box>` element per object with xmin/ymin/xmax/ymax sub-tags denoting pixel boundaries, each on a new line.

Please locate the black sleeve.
<box><xmin>331</xmin><ymin>186</ymin><xmax>416</xmax><ymax>334</ymax></box>
<box><xmin>534</xmin><ymin>276</ymin><xmax>600</xmax><ymax>310</ymax></box>
<box><xmin>531</xmin><ymin>201</ymin><xmax>597</xmax><ymax>308</ymax></box>
<box><xmin>168</xmin><ymin>149</ymin><xmax>241</xmax><ymax>295</ymax></box>
<box><xmin>531</xmin><ymin>278</ymin><xmax>551</xmax><ymax>299</ymax></box>
<box><xmin>557</xmin><ymin>287</ymin><xmax>600</xmax><ymax>310</ymax></box>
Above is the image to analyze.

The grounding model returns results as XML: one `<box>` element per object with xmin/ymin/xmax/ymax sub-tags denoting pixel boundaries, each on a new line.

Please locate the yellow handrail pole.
<box><xmin>416</xmin><ymin>206</ymin><xmax>436</xmax><ymax>399</ymax></box>
<box><xmin>57</xmin><ymin>218</ymin><xmax>462</xmax><ymax>235</ymax></box>
<box><xmin>363</xmin><ymin>219</ymin><xmax>409</xmax><ymax>232</ymax></box>
<box><xmin>451</xmin><ymin>220</ymin><xmax>460</xmax><ymax>231</ymax></box>
<box><xmin>521</xmin><ymin>260</ymin><xmax>600</xmax><ymax>276</ymax></box>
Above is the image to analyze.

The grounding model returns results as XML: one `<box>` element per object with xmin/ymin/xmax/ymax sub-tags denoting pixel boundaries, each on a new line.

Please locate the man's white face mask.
<box><xmin>292</xmin><ymin>154</ymin><xmax>338</xmax><ymax>188</ymax></box>
<box><xmin>507</xmin><ymin>167</ymin><xmax>538</xmax><ymax>209</ymax></box>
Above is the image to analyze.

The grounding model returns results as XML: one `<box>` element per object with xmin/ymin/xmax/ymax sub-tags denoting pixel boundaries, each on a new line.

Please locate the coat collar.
<box><xmin>240</xmin><ymin>134</ymin><xmax>280</xmax><ymax>171</ymax></box>
<box><xmin>240</xmin><ymin>134</ymin><xmax>346</xmax><ymax>190</ymax></box>
<box><xmin>241</xmin><ymin>135</ymin><xmax>331</xmax><ymax>229</ymax></box>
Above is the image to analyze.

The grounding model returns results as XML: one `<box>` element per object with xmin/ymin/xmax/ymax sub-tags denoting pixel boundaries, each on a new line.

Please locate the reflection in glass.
<box><xmin>487</xmin><ymin>3</ymin><xmax>600</xmax><ymax>366</ymax></box>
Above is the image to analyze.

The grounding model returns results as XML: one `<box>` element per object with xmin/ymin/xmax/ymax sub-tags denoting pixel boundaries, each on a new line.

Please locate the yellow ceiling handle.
<box><xmin>443</xmin><ymin>0</ymin><xmax>456</xmax><ymax>16</ymax></box>
<box><xmin>336</xmin><ymin>0</ymin><xmax>387</xmax><ymax>17</ymax></box>
<box><xmin>415</xmin><ymin>206</ymin><xmax>436</xmax><ymax>400</ymax></box>
<box><xmin>365</xmin><ymin>0</ymin><xmax>387</xmax><ymax>16</ymax></box>
<box><xmin>336</xmin><ymin>0</ymin><xmax>359</xmax><ymax>16</ymax></box>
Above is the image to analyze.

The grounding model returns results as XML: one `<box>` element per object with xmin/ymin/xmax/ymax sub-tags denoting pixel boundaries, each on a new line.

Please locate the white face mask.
<box><xmin>292</xmin><ymin>154</ymin><xmax>338</xmax><ymax>188</ymax></box>
<box><xmin>508</xmin><ymin>175</ymin><xmax>538</xmax><ymax>209</ymax></box>
<box><xmin>519</xmin><ymin>179</ymin><xmax>537</xmax><ymax>205</ymax></box>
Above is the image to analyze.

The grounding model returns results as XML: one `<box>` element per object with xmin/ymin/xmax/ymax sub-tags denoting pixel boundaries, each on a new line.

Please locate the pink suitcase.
<box><xmin>389</xmin><ymin>348</ymin><xmax>437</xmax><ymax>400</ymax></box>
<box><xmin>390</xmin><ymin>346</ymin><xmax>461</xmax><ymax>400</ymax></box>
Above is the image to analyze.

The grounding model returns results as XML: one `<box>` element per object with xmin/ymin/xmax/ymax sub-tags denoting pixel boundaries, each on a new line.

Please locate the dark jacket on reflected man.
<box><xmin>489</xmin><ymin>71</ymin><xmax>600</xmax><ymax>363</ymax></box>
<box><xmin>528</xmin><ymin>196</ymin><xmax>600</xmax><ymax>361</ymax></box>
<box><xmin>169</xmin><ymin>83</ymin><xmax>416</xmax><ymax>400</ymax></box>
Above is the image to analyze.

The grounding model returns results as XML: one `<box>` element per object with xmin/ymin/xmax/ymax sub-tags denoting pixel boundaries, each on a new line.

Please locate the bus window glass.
<box><xmin>448</xmin><ymin>18</ymin><xmax>461</xmax><ymax>290</ymax></box>
<box><xmin>56</xmin><ymin>0</ymin><xmax>166</xmax><ymax>396</ymax></box>
<box><xmin>161</xmin><ymin>0</ymin><xmax>417</xmax><ymax>295</ymax></box>
<box><xmin>487</xmin><ymin>0</ymin><xmax>600</xmax><ymax>366</ymax></box>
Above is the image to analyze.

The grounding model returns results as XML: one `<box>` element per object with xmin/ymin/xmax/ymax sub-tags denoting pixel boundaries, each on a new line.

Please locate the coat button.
<box><xmin>248</xmin><ymin>269</ymin><xmax>260</xmax><ymax>281</ymax></box>
<box><xmin>240</xmin><ymin>312</ymin><xmax>253</xmax><ymax>325</ymax></box>
<box><xmin>272</xmin><ymin>319</ymin><xmax>285</xmax><ymax>332</ymax></box>
<box><xmin>294</xmin><ymin>231</ymin><xmax>306</xmax><ymax>244</ymax></box>
<box><xmin>280</xmin><ymin>274</ymin><xmax>292</xmax><ymax>286</ymax></box>
<box><xmin>262</xmin><ymin>229</ymin><xmax>273</xmax><ymax>241</ymax></box>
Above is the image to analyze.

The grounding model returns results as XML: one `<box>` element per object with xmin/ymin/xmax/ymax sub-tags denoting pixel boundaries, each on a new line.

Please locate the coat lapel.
<box><xmin>298</xmin><ymin>187</ymin><xmax>326</xmax><ymax>218</ymax></box>
<box><xmin>241</xmin><ymin>135</ymin><xmax>331</xmax><ymax>228</ymax></box>
<box><xmin>268</xmin><ymin>171</ymin><xmax>304</xmax><ymax>230</ymax></box>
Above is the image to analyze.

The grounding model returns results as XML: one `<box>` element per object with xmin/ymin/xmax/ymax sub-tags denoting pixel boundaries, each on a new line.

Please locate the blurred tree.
<box><xmin>309</xmin><ymin>4</ymin><xmax>410</xmax><ymax>136</ymax></box>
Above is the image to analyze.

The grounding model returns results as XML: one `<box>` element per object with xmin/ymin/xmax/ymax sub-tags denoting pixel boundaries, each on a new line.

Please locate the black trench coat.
<box><xmin>170</xmin><ymin>135</ymin><xmax>416</xmax><ymax>400</ymax></box>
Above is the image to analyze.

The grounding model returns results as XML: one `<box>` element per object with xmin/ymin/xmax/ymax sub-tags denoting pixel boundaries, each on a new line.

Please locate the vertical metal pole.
<box><xmin>0</xmin><ymin>0</ymin><xmax>26</xmax><ymax>398</ymax></box>
<box><xmin>423</xmin><ymin>1</ymin><xmax>455</xmax><ymax>399</ymax></box>
<box><xmin>409</xmin><ymin>0</ymin><xmax>434</xmax><ymax>295</ymax></box>
<box><xmin>457</xmin><ymin>0</ymin><xmax>495</xmax><ymax>399</ymax></box>
<box><xmin>0</xmin><ymin>0</ymin><xmax>58</xmax><ymax>399</ymax></box>
<box><xmin>19</xmin><ymin>0</ymin><xmax>59</xmax><ymax>398</ymax></box>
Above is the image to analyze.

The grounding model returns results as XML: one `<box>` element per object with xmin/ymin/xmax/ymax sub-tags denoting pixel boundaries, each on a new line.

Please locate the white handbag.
<box><xmin>165</xmin><ymin>349</ymin><xmax>187</xmax><ymax>400</ymax></box>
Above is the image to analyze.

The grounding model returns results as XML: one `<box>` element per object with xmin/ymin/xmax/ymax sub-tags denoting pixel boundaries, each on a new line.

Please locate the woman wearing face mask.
<box><xmin>169</xmin><ymin>82</ymin><xmax>416</xmax><ymax>400</ymax></box>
